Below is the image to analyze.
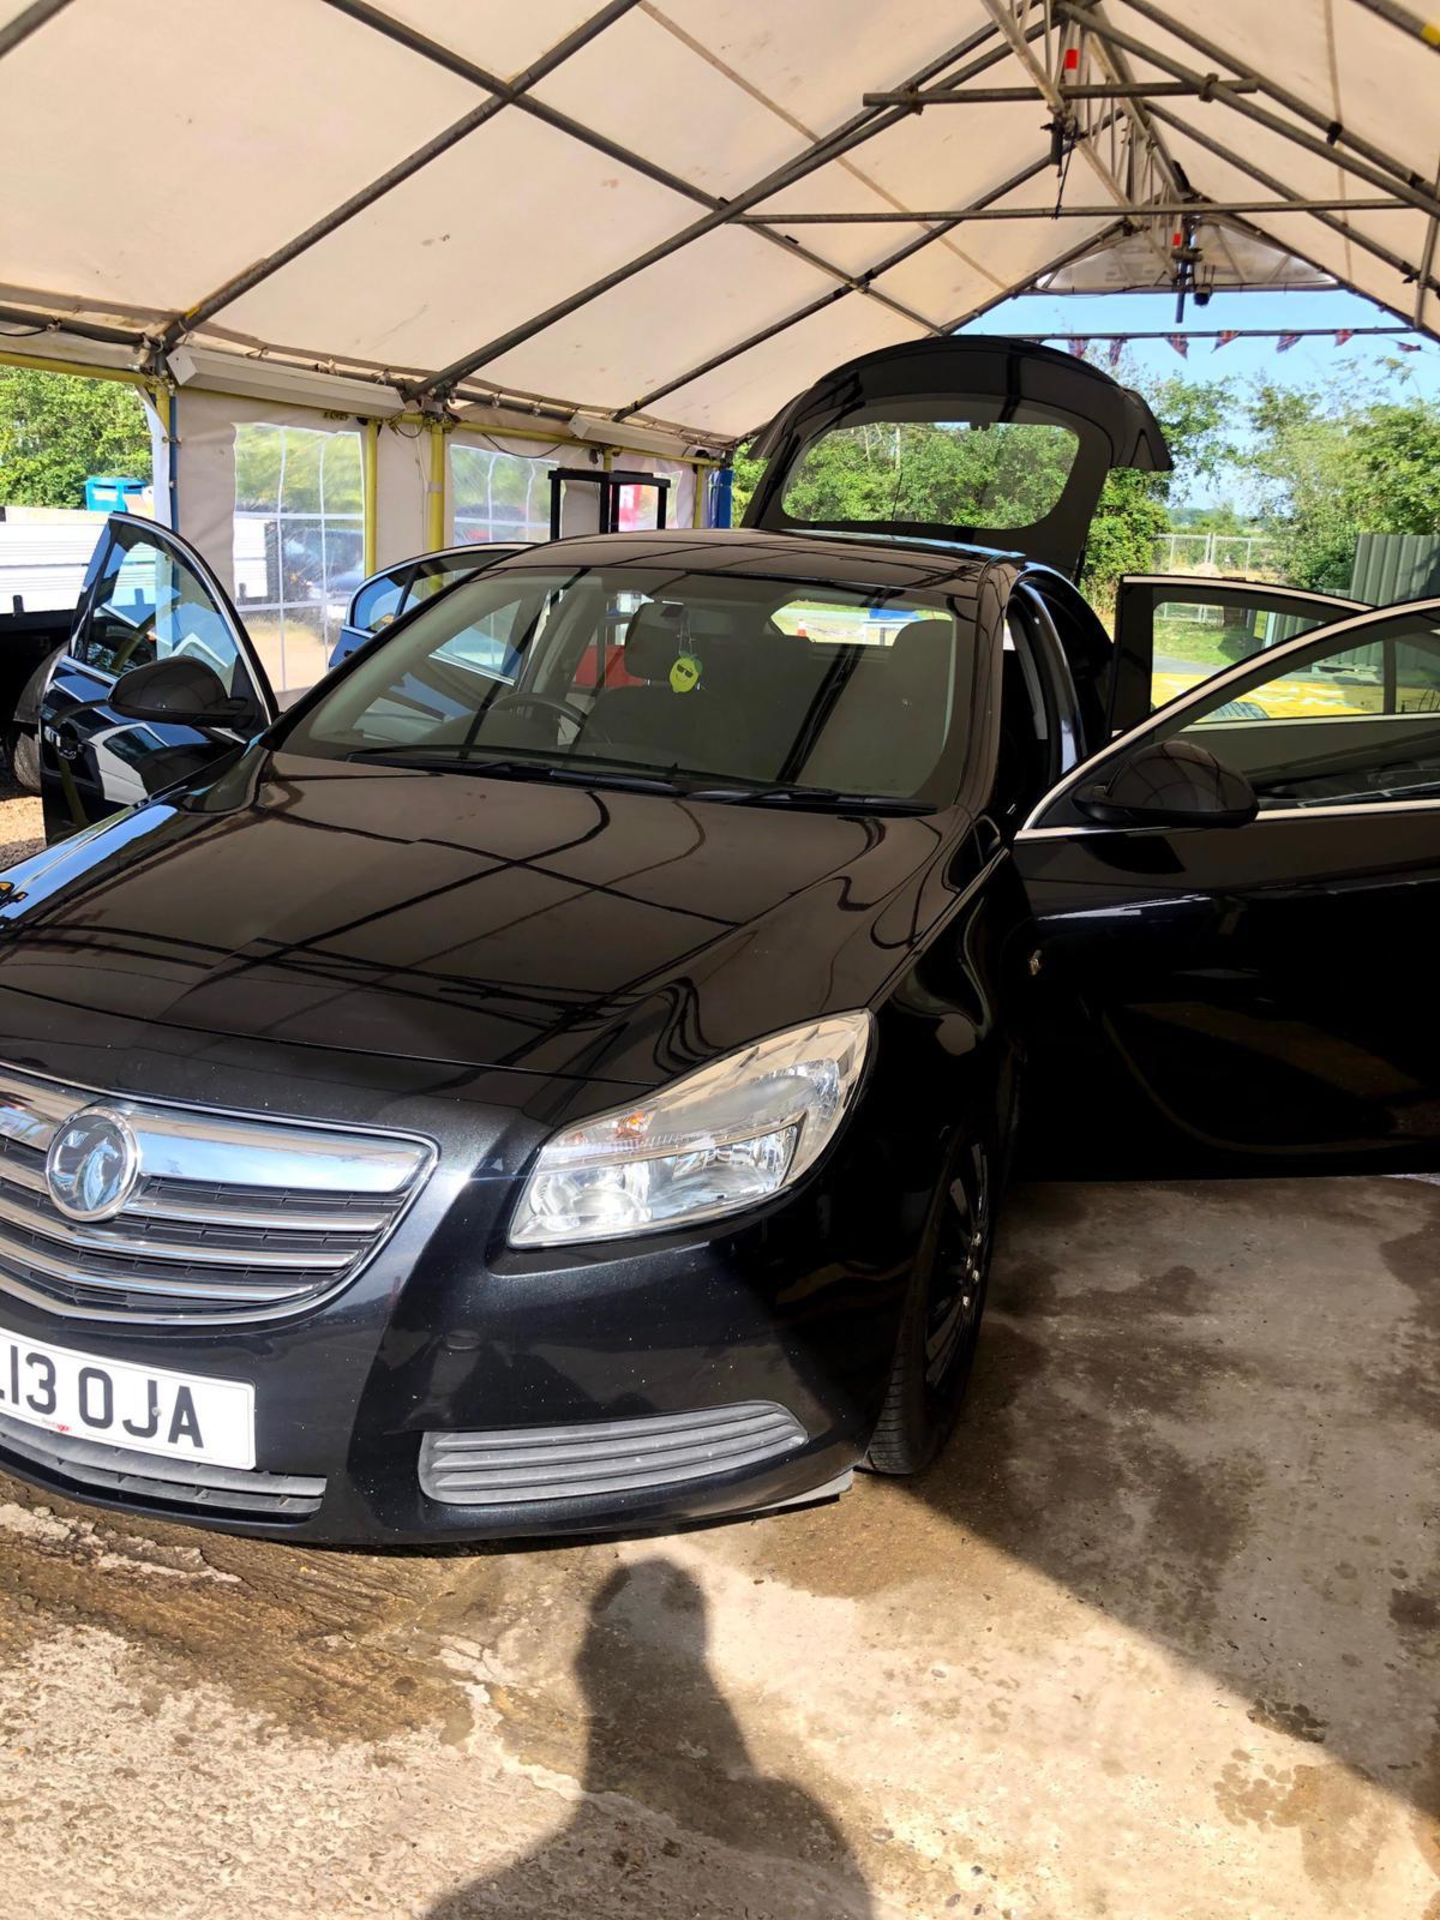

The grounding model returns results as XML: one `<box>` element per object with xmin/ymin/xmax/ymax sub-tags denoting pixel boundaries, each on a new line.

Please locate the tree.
<box><xmin>1246</xmin><ymin>369</ymin><xmax>1440</xmax><ymax>592</ymax></box>
<box><xmin>0</xmin><ymin>367</ymin><xmax>152</xmax><ymax>508</ymax></box>
<box><xmin>1079</xmin><ymin>368</ymin><xmax>1238</xmax><ymax>612</ymax></box>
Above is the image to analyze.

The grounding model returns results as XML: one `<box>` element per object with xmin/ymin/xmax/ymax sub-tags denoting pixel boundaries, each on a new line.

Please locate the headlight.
<box><xmin>508</xmin><ymin>1011</ymin><xmax>873</xmax><ymax>1248</ymax></box>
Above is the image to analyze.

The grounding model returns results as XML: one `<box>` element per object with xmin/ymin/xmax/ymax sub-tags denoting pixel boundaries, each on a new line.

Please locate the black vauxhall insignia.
<box><xmin>1</xmin><ymin>339</ymin><xmax>1437</xmax><ymax>1543</ymax></box>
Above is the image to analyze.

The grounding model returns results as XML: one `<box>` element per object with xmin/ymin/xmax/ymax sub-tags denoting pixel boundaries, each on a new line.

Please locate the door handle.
<box><xmin>51</xmin><ymin>720</ymin><xmax>81</xmax><ymax>763</ymax></box>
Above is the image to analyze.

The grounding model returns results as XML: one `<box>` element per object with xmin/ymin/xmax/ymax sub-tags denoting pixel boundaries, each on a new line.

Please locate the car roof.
<box><xmin>487</xmin><ymin>526</ymin><xmax>1015</xmax><ymax>595</ymax></box>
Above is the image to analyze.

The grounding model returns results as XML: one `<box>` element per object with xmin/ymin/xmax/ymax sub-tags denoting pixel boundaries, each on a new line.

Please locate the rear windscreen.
<box><xmin>780</xmin><ymin>413</ymin><xmax>1079</xmax><ymax>531</ymax></box>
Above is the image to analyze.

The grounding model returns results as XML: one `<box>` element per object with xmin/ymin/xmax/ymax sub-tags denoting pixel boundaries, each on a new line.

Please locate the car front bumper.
<box><xmin>0</xmin><ymin>1018</ymin><xmax>915</xmax><ymax>1545</ymax></box>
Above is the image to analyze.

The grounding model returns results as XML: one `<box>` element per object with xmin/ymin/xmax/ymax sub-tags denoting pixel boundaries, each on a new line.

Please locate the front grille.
<box><xmin>419</xmin><ymin>1401</ymin><xmax>808</xmax><ymax>1506</ymax></box>
<box><xmin>0</xmin><ymin>1408</ymin><xmax>324</xmax><ymax>1518</ymax></box>
<box><xmin>0</xmin><ymin>1066</ymin><xmax>433</xmax><ymax>1323</ymax></box>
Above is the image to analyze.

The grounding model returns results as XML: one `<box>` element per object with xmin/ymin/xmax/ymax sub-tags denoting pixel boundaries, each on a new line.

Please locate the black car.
<box><xmin>5</xmin><ymin>339</ymin><xmax>1438</xmax><ymax>1544</ymax></box>
<box><xmin>328</xmin><ymin>540</ymin><xmax>531</xmax><ymax>670</ymax></box>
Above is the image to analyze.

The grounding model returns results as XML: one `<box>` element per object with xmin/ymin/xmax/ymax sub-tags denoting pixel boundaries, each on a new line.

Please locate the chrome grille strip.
<box><xmin>0</xmin><ymin>1094</ymin><xmax>69</xmax><ymax>1153</ymax></box>
<box><xmin>0</xmin><ymin>1155</ymin><xmax>45</xmax><ymax>1196</ymax></box>
<box><xmin>0</xmin><ymin>1229</ymin><xmax>313</xmax><ymax>1302</ymax></box>
<box><xmin>124</xmin><ymin>1110</ymin><xmax>425</xmax><ymax>1194</ymax></box>
<box><xmin>0</xmin><ymin>1148</ymin><xmax>398</xmax><ymax>1233</ymax></box>
<box><xmin>0</xmin><ymin>1271</ymin><xmax>307</xmax><ymax>1324</ymax></box>
<box><xmin>0</xmin><ymin>1076</ymin><xmax>80</xmax><ymax>1131</ymax></box>
<box><xmin>127</xmin><ymin>1190</ymin><xmax>394</xmax><ymax>1235</ymax></box>
<box><xmin>0</xmin><ymin>1063</ymin><xmax>435</xmax><ymax>1323</ymax></box>
<box><xmin>0</xmin><ymin>1188</ymin><xmax>359</xmax><ymax>1270</ymax></box>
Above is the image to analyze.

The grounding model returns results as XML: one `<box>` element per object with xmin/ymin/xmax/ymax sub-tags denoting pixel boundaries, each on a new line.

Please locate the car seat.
<box><xmin>581</xmin><ymin>601</ymin><xmax>724</xmax><ymax>768</ymax></box>
<box><xmin>787</xmin><ymin>621</ymin><xmax>954</xmax><ymax>795</ymax></box>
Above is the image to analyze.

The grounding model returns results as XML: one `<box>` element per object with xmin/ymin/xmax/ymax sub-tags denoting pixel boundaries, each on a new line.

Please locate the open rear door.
<box><xmin>742</xmin><ymin>337</ymin><xmax>1170</xmax><ymax>579</ymax></box>
<box><xmin>1015</xmin><ymin>597</ymin><xmax>1440</xmax><ymax>1175</ymax></box>
<box><xmin>1108</xmin><ymin>575</ymin><xmax>1368</xmax><ymax>733</ymax></box>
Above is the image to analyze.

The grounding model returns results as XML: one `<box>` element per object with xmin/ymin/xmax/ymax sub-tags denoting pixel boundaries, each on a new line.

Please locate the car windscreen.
<box><xmin>280</xmin><ymin>564</ymin><xmax>976</xmax><ymax>806</ymax></box>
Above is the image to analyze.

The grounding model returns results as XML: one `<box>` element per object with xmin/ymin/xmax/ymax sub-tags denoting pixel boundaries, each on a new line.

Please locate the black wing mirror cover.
<box><xmin>1076</xmin><ymin>738</ymin><xmax>1258</xmax><ymax>829</ymax></box>
<box><xmin>110</xmin><ymin>657</ymin><xmax>254</xmax><ymax>730</ymax></box>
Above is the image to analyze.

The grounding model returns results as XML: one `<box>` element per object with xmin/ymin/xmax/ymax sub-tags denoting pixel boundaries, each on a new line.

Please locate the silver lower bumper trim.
<box><xmin>0</xmin><ymin>1409</ymin><xmax>325</xmax><ymax>1518</ymax></box>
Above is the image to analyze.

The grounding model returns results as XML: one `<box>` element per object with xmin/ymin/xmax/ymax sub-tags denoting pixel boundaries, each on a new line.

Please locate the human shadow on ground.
<box><xmin>428</xmin><ymin>1556</ymin><xmax>875</xmax><ymax>1920</ymax></box>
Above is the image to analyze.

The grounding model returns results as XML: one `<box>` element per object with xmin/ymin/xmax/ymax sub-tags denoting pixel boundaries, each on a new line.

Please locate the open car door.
<box><xmin>1107</xmin><ymin>575</ymin><xmax>1369</xmax><ymax>734</ymax></box>
<box><xmin>40</xmin><ymin>514</ymin><xmax>276</xmax><ymax>843</ymax></box>
<box><xmin>1014</xmin><ymin>598</ymin><xmax>1440</xmax><ymax>1176</ymax></box>
<box><xmin>331</xmin><ymin>542</ymin><xmax>528</xmax><ymax>667</ymax></box>
<box><xmin>742</xmin><ymin>336</ymin><xmax>1170</xmax><ymax>579</ymax></box>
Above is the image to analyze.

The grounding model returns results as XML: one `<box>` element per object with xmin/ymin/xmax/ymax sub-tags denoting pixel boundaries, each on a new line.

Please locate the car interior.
<box><xmin>302</xmin><ymin>572</ymin><xmax>970</xmax><ymax>802</ymax></box>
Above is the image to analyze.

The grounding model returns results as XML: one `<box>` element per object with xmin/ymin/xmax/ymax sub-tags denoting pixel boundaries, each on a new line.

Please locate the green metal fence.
<box><xmin>1348</xmin><ymin>532</ymin><xmax>1440</xmax><ymax>605</ymax></box>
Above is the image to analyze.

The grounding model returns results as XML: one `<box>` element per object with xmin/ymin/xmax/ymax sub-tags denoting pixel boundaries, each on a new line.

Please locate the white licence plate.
<box><xmin>0</xmin><ymin>1322</ymin><xmax>254</xmax><ymax>1470</ymax></box>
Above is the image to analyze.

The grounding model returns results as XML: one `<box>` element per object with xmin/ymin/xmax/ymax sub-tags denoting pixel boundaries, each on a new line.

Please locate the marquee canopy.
<box><xmin>2</xmin><ymin>0</ymin><xmax>1439</xmax><ymax>452</ymax></box>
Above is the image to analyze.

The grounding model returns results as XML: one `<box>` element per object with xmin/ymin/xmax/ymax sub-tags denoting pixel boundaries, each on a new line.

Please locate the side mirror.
<box><xmin>1075</xmin><ymin>738</ymin><xmax>1258</xmax><ymax>830</ymax></box>
<box><xmin>110</xmin><ymin>656</ymin><xmax>255</xmax><ymax>732</ymax></box>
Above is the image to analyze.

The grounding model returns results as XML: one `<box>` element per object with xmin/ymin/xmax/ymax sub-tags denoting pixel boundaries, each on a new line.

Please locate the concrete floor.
<box><xmin>0</xmin><ymin>1177</ymin><xmax>1434</xmax><ymax>1919</ymax></box>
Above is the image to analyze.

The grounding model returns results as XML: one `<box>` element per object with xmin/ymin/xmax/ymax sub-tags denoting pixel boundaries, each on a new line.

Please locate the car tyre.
<box><xmin>865</xmin><ymin>1139</ymin><xmax>994</xmax><ymax>1476</ymax></box>
<box><xmin>8</xmin><ymin>727</ymin><xmax>40</xmax><ymax>795</ymax></box>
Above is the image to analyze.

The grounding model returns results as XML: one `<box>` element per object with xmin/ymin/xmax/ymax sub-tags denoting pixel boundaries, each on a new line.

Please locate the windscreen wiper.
<box><xmin>342</xmin><ymin>747</ymin><xmax>686</xmax><ymax>794</ymax></box>
<box><xmin>687</xmin><ymin>784</ymin><xmax>933</xmax><ymax>814</ymax></box>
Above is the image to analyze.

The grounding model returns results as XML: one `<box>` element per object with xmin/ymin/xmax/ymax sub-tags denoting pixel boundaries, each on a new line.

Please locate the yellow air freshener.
<box><xmin>669</xmin><ymin>653</ymin><xmax>702</xmax><ymax>694</ymax></box>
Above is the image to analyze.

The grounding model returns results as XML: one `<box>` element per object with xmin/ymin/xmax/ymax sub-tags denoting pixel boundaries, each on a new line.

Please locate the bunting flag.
<box><xmin>1029</xmin><ymin>329</ymin><xmax>1424</xmax><ymax>354</ymax></box>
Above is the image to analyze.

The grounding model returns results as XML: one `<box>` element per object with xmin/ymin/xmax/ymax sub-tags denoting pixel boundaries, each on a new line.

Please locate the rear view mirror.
<box><xmin>1075</xmin><ymin>739</ymin><xmax>1258</xmax><ymax>830</ymax></box>
<box><xmin>111</xmin><ymin>657</ymin><xmax>255</xmax><ymax>732</ymax></box>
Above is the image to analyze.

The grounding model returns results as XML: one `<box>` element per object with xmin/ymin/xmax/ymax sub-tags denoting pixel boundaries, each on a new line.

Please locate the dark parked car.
<box><xmin>3</xmin><ymin>339</ymin><xmax>1437</xmax><ymax>1545</ymax></box>
<box><xmin>327</xmin><ymin>540</ymin><xmax>530</xmax><ymax>669</ymax></box>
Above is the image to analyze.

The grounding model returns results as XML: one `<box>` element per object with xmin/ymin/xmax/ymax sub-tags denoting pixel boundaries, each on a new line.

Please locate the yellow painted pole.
<box><xmin>426</xmin><ymin>421</ymin><xmax>447</xmax><ymax>550</ymax></box>
<box><xmin>361</xmin><ymin>418</ymin><xmax>379</xmax><ymax>573</ymax></box>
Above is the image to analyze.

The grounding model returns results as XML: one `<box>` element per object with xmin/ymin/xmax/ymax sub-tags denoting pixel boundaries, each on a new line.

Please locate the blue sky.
<box><xmin>961</xmin><ymin>286</ymin><xmax>1440</xmax><ymax>508</ymax></box>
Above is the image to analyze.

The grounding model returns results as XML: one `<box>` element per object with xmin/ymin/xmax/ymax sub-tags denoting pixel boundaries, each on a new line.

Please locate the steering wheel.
<box><xmin>488</xmin><ymin>692</ymin><xmax>590</xmax><ymax>732</ymax></box>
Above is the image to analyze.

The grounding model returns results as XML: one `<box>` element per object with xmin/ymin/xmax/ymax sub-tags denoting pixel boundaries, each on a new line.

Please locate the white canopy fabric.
<box><xmin>2</xmin><ymin>0</ymin><xmax>1439</xmax><ymax>448</ymax></box>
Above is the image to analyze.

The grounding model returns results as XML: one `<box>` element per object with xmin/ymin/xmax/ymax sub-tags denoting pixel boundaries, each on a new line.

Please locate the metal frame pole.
<box><xmin>735</xmin><ymin>198</ymin><xmax>1406</xmax><ymax>223</ymax></box>
<box><xmin>1066</xmin><ymin>1</ymin><xmax>1440</xmax><ymax>219</ymax></box>
<box><xmin>307</xmin><ymin>5</ymin><xmax>1032</xmax><ymax>360</ymax></box>
<box><xmin>612</xmin><ymin>154</ymin><xmax>1062</xmax><ymax>421</ymax></box>
<box><xmin>405</xmin><ymin>19</ymin><xmax>1047</xmax><ymax>401</ymax></box>
<box><xmin>166</xmin><ymin>0</ymin><xmax>645</xmax><ymax>344</ymax></box>
<box><xmin>0</xmin><ymin>0</ymin><xmax>74</xmax><ymax>61</ymax></box>
<box><xmin>1349</xmin><ymin>0</ymin><xmax>1440</xmax><ymax>51</ymax></box>
<box><xmin>1145</xmin><ymin>103</ymin><xmax>1440</xmax><ymax>302</ymax></box>
<box><xmin>862</xmin><ymin>79</ymin><xmax>1260</xmax><ymax>104</ymax></box>
<box><xmin>976</xmin><ymin>0</ymin><xmax>1173</xmax><ymax>275</ymax></box>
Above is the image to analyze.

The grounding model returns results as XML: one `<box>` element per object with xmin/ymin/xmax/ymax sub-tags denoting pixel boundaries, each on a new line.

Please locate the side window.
<box><xmin>433</xmin><ymin>595</ymin><xmax>526</xmax><ymax>683</ymax></box>
<box><xmin>405</xmin><ymin>565</ymin><xmax>475</xmax><ymax>608</ymax></box>
<box><xmin>82</xmin><ymin>542</ymin><xmax>158</xmax><ymax>675</ymax></box>
<box><xmin>1162</xmin><ymin>611</ymin><xmax>1440</xmax><ymax>809</ymax></box>
<box><xmin>84</xmin><ymin>534</ymin><xmax>258</xmax><ymax>708</ymax></box>
<box><xmin>350</xmin><ymin>567</ymin><xmax>409</xmax><ymax>636</ymax></box>
<box><xmin>1150</xmin><ymin>594</ymin><xmax>1336</xmax><ymax>712</ymax></box>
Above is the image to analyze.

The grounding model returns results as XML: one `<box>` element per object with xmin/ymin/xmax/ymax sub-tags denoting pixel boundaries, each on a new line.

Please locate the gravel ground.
<box><xmin>0</xmin><ymin>773</ymin><xmax>43</xmax><ymax>869</ymax></box>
